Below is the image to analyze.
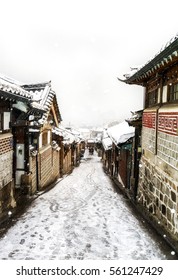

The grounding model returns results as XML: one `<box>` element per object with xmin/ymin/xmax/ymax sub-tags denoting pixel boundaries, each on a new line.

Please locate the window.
<box><xmin>3</xmin><ymin>112</ymin><xmax>10</xmax><ymax>130</ymax></box>
<box><xmin>0</xmin><ymin>113</ymin><xmax>3</xmax><ymax>131</ymax></box>
<box><xmin>147</xmin><ymin>89</ymin><xmax>158</xmax><ymax>107</ymax></box>
<box><xmin>0</xmin><ymin>112</ymin><xmax>10</xmax><ymax>132</ymax></box>
<box><xmin>42</xmin><ymin>132</ymin><xmax>48</xmax><ymax>146</ymax></box>
<box><xmin>169</xmin><ymin>83</ymin><xmax>178</xmax><ymax>101</ymax></box>
<box><xmin>162</xmin><ymin>86</ymin><xmax>167</xmax><ymax>103</ymax></box>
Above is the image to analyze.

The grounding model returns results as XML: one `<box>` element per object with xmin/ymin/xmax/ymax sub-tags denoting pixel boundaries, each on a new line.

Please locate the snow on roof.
<box><xmin>0</xmin><ymin>73</ymin><xmax>23</xmax><ymax>85</ymax></box>
<box><xmin>102</xmin><ymin>136</ymin><xmax>112</xmax><ymax>151</ymax></box>
<box><xmin>0</xmin><ymin>74</ymin><xmax>61</xmax><ymax>125</ymax></box>
<box><xmin>119</xmin><ymin>33</ymin><xmax>178</xmax><ymax>82</ymax></box>
<box><xmin>52</xmin><ymin>126</ymin><xmax>76</xmax><ymax>144</ymax></box>
<box><xmin>123</xmin><ymin>66</ymin><xmax>143</xmax><ymax>79</ymax></box>
<box><xmin>107</xmin><ymin>121</ymin><xmax>135</xmax><ymax>145</ymax></box>
<box><xmin>0</xmin><ymin>75</ymin><xmax>32</xmax><ymax>100</ymax></box>
<box><xmin>78</xmin><ymin>128</ymin><xmax>91</xmax><ymax>133</ymax></box>
<box><xmin>22</xmin><ymin>81</ymin><xmax>62</xmax><ymax>123</ymax></box>
<box><xmin>87</xmin><ymin>139</ymin><xmax>95</xmax><ymax>143</ymax></box>
<box><xmin>126</xmin><ymin>110</ymin><xmax>143</xmax><ymax>123</ymax></box>
<box><xmin>23</xmin><ymin>82</ymin><xmax>54</xmax><ymax>113</ymax></box>
<box><xmin>65</xmin><ymin>127</ymin><xmax>83</xmax><ymax>143</ymax></box>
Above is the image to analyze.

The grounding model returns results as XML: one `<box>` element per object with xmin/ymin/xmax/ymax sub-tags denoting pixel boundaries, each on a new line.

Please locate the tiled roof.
<box><xmin>118</xmin><ymin>34</ymin><xmax>178</xmax><ymax>85</ymax></box>
<box><xmin>22</xmin><ymin>82</ymin><xmax>62</xmax><ymax>123</ymax></box>
<box><xmin>102</xmin><ymin>136</ymin><xmax>112</xmax><ymax>151</ymax></box>
<box><xmin>52</xmin><ymin>126</ymin><xmax>76</xmax><ymax>144</ymax></box>
<box><xmin>107</xmin><ymin>121</ymin><xmax>135</xmax><ymax>145</ymax></box>
<box><xmin>0</xmin><ymin>74</ymin><xmax>62</xmax><ymax>124</ymax></box>
<box><xmin>0</xmin><ymin>75</ymin><xmax>32</xmax><ymax>101</ymax></box>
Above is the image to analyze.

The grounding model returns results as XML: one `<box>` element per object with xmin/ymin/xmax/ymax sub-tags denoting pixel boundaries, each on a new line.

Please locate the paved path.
<box><xmin>0</xmin><ymin>151</ymin><xmax>176</xmax><ymax>260</ymax></box>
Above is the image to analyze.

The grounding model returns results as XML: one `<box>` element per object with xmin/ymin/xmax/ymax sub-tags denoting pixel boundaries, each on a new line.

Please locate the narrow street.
<box><xmin>0</xmin><ymin>151</ymin><xmax>177</xmax><ymax>260</ymax></box>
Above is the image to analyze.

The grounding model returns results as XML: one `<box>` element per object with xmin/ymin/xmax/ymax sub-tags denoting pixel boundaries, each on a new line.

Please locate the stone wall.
<box><xmin>138</xmin><ymin>155</ymin><xmax>178</xmax><ymax>238</ymax></box>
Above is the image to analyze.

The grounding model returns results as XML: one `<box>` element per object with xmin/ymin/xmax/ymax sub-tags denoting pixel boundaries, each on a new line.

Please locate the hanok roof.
<box><xmin>102</xmin><ymin>136</ymin><xmax>112</xmax><ymax>151</ymax></box>
<box><xmin>0</xmin><ymin>74</ymin><xmax>32</xmax><ymax>102</ymax></box>
<box><xmin>22</xmin><ymin>82</ymin><xmax>62</xmax><ymax>124</ymax></box>
<box><xmin>52</xmin><ymin>126</ymin><xmax>76</xmax><ymax>144</ymax></box>
<box><xmin>107</xmin><ymin>121</ymin><xmax>135</xmax><ymax>145</ymax></box>
<box><xmin>126</xmin><ymin>110</ymin><xmax>143</xmax><ymax>127</ymax></box>
<box><xmin>0</xmin><ymin>74</ymin><xmax>62</xmax><ymax>125</ymax></box>
<box><xmin>118</xmin><ymin>34</ymin><xmax>178</xmax><ymax>85</ymax></box>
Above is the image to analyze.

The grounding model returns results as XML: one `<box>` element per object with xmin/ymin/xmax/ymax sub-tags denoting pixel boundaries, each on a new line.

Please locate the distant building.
<box><xmin>78</xmin><ymin>128</ymin><xmax>91</xmax><ymax>140</ymax></box>
<box><xmin>107</xmin><ymin>121</ymin><xmax>135</xmax><ymax>187</ymax></box>
<box><xmin>21</xmin><ymin>82</ymin><xmax>62</xmax><ymax>193</ymax></box>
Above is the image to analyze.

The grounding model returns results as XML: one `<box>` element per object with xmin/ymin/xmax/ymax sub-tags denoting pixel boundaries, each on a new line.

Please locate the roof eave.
<box><xmin>118</xmin><ymin>37</ymin><xmax>178</xmax><ymax>85</ymax></box>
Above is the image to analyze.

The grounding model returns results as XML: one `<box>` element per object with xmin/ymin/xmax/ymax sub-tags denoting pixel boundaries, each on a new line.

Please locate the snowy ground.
<box><xmin>0</xmin><ymin>150</ymin><xmax>177</xmax><ymax>260</ymax></box>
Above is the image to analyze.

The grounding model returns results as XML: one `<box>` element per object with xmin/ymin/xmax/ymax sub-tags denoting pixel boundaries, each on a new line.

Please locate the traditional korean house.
<box><xmin>65</xmin><ymin>127</ymin><xmax>83</xmax><ymax>167</ymax></box>
<box><xmin>107</xmin><ymin>121</ymin><xmax>135</xmax><ymax>189</ymax></box>
<box><xmin>0</xmin><ymin>76</ymin><xmax>21</xmax><ymax>218</ymax></box>
<box><xmin>126</xmin><ymin>110</ymin><xmax>143</xmax><ymax>200</ymax></box>
<box><xmin>53</xmin><ymin>126</ymin><xmax>76</xmax><ymax>175</ymax></box>
<box><xmin>118</xmin><ymin>34</ymin><xmax>178</xmax><ymax>243</ymax></box>
<box><xmin>0</xmin><ymin>74</ymin><xmax>43</xmax><ymax>217</ymax></box>
<box><xmin>21</xmin><ymin>81</ymin><xmax>62</xmax><ymax>193</ymax></box>
<box><xmin>101</xmin><ymin>129</ymin><xmax>112</xmax><ymax>174</ymax></box>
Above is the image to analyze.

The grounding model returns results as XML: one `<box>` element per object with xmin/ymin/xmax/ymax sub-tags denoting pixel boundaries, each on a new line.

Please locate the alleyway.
<box><xmin>0</xmin><ymin>151</ymin><xmax>177</xmax><ymax>260</ymax></box>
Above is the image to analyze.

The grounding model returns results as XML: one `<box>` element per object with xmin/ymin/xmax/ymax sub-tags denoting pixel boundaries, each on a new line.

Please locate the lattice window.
<box><xmin>169</xmin><ymin>82</ymin><xmax>178</xmax><ymax>101</ymax></box>
<box><xmin>0</xmin><ymin>113</ymin><xmax>3</xmax><ymax>131</ymax></box>
<box><xmin>147</xmin><ymin>89</ymin><xmax>158</xmax><ymax>107</ymax></box>
<box><xmin>42</xmin><ymin>132</ymin><xmax>48</xmax><ymax>146</ymax></box>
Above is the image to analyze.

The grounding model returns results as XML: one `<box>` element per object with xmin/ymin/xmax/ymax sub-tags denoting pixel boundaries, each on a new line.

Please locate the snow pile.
<box><xmin>107</xmin><ymin>121</ymin><xmax>135</xmax><ymax>145</ymax></box>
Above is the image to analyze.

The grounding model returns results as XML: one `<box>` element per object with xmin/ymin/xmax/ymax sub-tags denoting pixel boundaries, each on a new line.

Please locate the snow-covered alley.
<box><xmin>0</xmin><ymin>151</ymin><xmax>177</xmax><ymax>260</ymax></box>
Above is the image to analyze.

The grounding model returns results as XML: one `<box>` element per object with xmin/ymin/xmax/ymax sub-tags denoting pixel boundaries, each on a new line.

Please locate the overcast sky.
<box><xmin>0</xmin><ymin>0</ymin><xmax>178</xmax><ymax>127</ymax></box>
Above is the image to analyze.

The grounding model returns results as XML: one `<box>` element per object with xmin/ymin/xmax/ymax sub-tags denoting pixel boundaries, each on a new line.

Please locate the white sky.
<box><xmin>0</xmin><ymin>0</ymin><xmax>178</xmax><ymax>127</ymax></box>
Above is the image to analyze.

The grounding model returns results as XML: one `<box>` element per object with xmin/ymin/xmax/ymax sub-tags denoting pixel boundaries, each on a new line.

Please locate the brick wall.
<box><xmin>0</xmin><ymin>150</ymin><xmax>13</xmax><ymax>188</ymax></box>
<box><xmin>0</xmin><ymin>134</ymin><xmax>13</xmax><ymax>188</ymax></box>
<box><xmin>0</xmin><ymin>134</ymin><xmax>16</xmax><ymax>216</ymax></box>
<box><xmin>142</xmin><ymin>127</ymin><xmax>156</xmax><ymax>154</ymax></box>
<box><xmin>0</xmin><ymin>134</ymin><xmax>13</xmax><ymax>155</ymax></box>
<box><xmin>157</xmin><ymin>132</ymin><xmax>178</xmax><ymax>170</ymax></box>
